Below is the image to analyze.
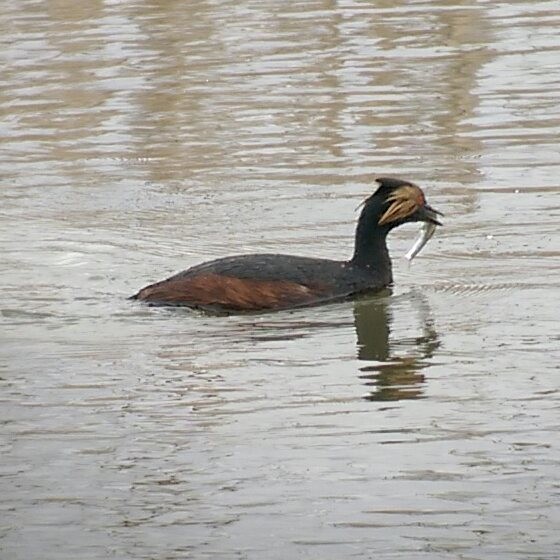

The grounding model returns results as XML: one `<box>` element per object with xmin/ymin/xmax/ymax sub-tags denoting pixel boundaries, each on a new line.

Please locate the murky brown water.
<box><xmin>2</xmin><ymin>1</ymin><xmax>560</xmax><ymax>559</ymax></box>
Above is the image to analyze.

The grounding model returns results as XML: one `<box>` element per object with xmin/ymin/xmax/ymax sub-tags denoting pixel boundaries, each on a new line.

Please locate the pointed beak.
<box><xmin>417</xmin><ymin>204</ymin><xmax>443</xmax><ymax>226</ymax></box>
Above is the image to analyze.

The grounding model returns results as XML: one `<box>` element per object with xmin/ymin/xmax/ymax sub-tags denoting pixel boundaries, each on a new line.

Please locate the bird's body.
<box><xmin>130</xmin><ymin>177</ymin><xmax>442</xmax><ymax>313</ymax></box>
<box><xmin>131</xmin><ymin>253</ymin><xmax>391</xmax><ymax>312</ymax></box>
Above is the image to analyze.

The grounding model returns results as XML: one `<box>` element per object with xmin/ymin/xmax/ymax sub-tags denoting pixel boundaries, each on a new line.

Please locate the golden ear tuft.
<box><xmin>378</xmin><ymin>185</ymin><xmax>422</xmax><ymax>225</ymax></box>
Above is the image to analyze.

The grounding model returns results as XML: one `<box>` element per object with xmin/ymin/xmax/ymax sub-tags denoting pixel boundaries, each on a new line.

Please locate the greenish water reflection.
<box><xmin>354</xmin><ymin>292</ymin><xmax>440</xmax><ymax>401</ymax></box>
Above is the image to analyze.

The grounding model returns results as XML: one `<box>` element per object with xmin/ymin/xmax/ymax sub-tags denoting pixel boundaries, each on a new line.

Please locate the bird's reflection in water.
<box><xmin>353</xmin><ymin>290</ymin><xmax>440</xmax><ymax>401</ymax></box>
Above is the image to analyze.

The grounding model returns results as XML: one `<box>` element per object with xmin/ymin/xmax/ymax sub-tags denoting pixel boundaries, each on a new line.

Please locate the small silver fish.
<box><xmin>405</xmin><ymin>221</ymin><xmax>437</xmax><ymax>262</ymax></box>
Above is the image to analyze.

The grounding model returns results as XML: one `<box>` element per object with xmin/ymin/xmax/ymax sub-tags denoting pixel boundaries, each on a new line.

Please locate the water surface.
<box><xmin>2</xmin><ymin>1</ymin><xmax>560</xmax><ymax>559</ymax></box>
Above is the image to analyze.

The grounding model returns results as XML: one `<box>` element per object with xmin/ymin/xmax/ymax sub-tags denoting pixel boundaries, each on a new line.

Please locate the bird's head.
<box><xmin>372</xmin><ymin>177</ymin><xmax>442</xmax><ymax>228</ymax></box>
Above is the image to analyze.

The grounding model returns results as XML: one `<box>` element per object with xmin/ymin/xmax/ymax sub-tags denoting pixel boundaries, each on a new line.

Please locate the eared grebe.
<box><xmin>130</xmin><ymin>177</ymin><xmax>442</xmax><ymax>313</ymax></box>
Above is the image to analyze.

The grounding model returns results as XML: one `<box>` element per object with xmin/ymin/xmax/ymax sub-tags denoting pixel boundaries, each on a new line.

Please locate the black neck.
<box><xmin>350</xmin><ymin>199</ymin><xmax>392</xmax><ymax>275</ymax></box>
